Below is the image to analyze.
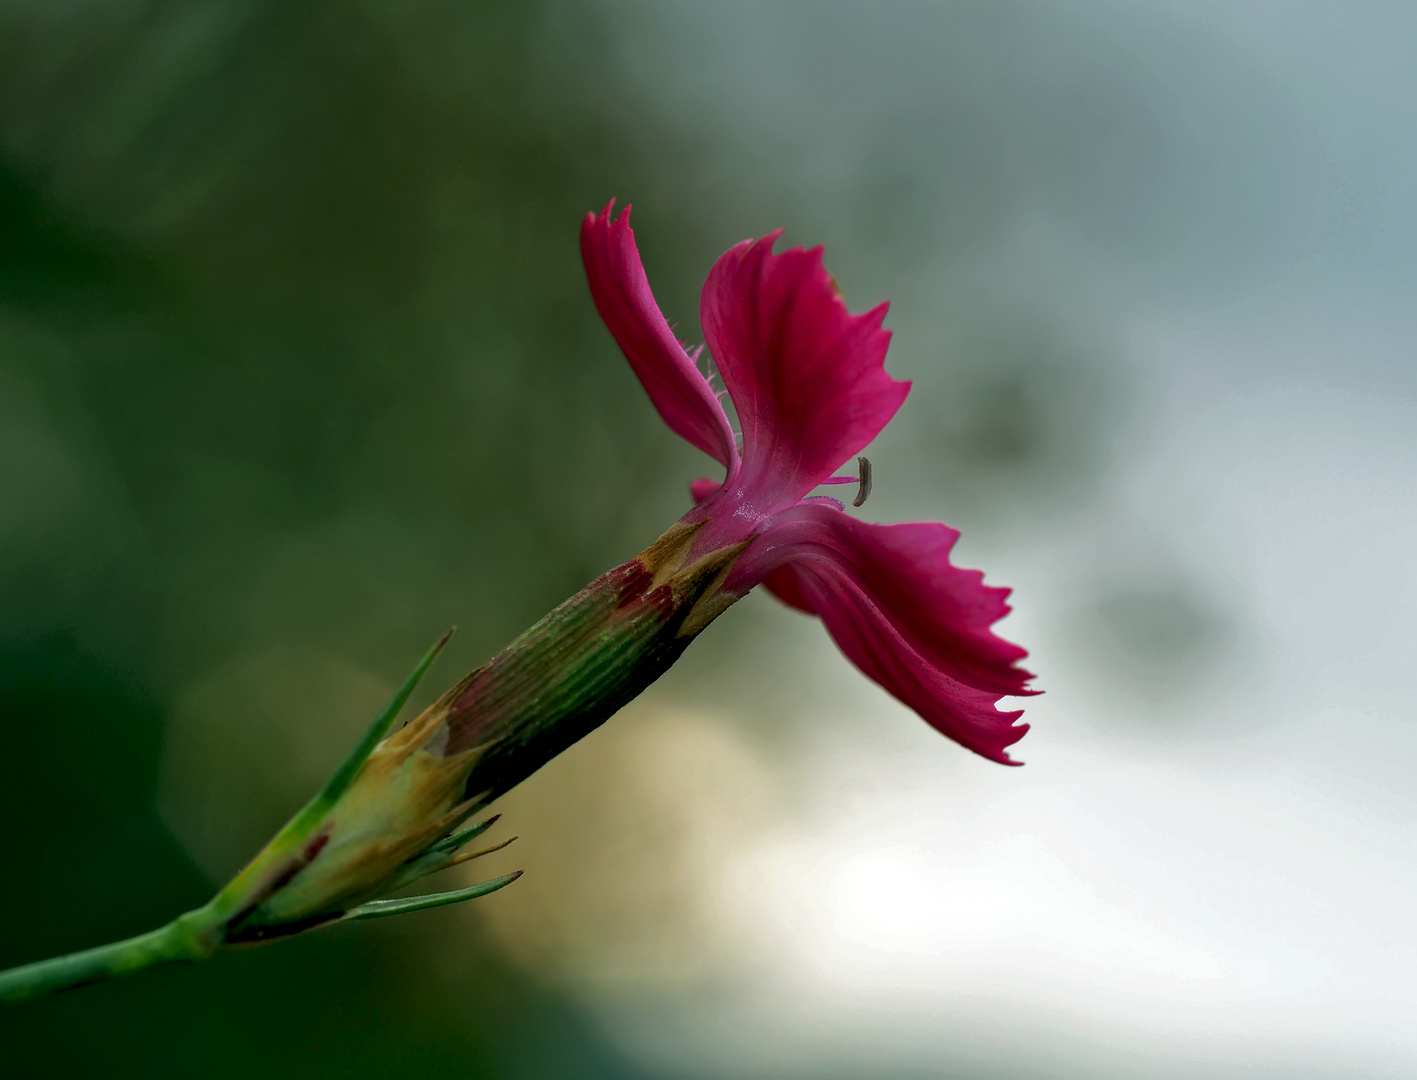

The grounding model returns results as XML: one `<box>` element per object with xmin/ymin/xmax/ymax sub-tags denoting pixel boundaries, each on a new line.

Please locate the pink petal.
<box><xmin>735</xmin><ymin>503</ymin><xmax>1034</xmax><ymax>763</ymax></box>
<box><xmin>582</xmin><ymin>202</ymin><xmax>739</xmax><ymax>468</ymax></box>
<box><xmin>700</xmin><ymin>235</ymin><xmax>910</xmax><ymax>506</ymax></box>
<box><xmin>796</xmin><ymin>563</ymin><xmax>1029</xmax><ymax>764</ymax></box>
<box><xmin>689</xmin><ymin>476</ymin><xmax>722</xmax><ymax>503</ymax></box>
<box><xmin>760</xmin><ymin>565</ymin><xmax>814</xmax><ymax>614</ymax></box>
<box><xmin>691</xmin><ymin>475</ymin><xmax>810</xmax><ymax>611</ymax></box>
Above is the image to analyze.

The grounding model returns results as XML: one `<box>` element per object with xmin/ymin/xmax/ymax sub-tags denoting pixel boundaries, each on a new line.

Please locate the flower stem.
<box><xmin>0</xmin><ymin>908</ymin><xmax>219</xmax><ymax>1004</ymax></box>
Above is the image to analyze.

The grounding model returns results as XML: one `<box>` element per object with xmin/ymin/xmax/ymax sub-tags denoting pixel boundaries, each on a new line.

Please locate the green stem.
<box><xmin>0</xmin><ymin>909</ymin><xmax>218</xmax><ymax>1004</ymax></box>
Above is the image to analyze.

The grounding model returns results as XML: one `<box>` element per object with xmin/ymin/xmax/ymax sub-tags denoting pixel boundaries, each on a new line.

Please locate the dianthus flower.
<box><xmin>0</xmin><ymin>203</ymin><xmax>1035</xmax><ymax>1003</ymax></box>
<box><xmin>578</xmin><ymin>202</ymin><xmax>1035</xmax><ymax>763</ymax></box>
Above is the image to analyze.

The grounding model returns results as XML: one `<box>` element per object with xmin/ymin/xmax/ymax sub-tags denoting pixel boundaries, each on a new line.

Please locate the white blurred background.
<box><xmin>468</xmin><ymin>3</ymin><xmax>1417</xmax><ymax>1076</ymax></box>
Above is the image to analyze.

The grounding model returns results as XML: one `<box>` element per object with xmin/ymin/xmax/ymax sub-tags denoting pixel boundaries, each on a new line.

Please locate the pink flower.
<box><xmin>581</xmin><ymin>202</ymin><xmax>1037</xmax><ymax>764</ymax></box>
<box><xmin>0</xmin><ymin>205</ymin><xmax>1047</xmax><ymax>1005</ymax></box>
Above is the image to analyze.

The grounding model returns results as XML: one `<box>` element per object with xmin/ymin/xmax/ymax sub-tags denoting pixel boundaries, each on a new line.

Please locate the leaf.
<box><xmin>344</xmin><ymin>872</ymin><xmax>523</xmax><ymax>921</ymax></box>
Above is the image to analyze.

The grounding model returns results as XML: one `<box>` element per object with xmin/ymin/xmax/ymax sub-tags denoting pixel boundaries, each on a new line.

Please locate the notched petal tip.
<box><xmin>743</xmin><ymin>506</ymin><xmax>1037</xmax><ymax>763</ymax></box>
<box><xmin>700</xmin><ymin>232</ymin><xmax>910</xmax><ymax>504</ymax></box>
<box><xmin>586</xmin><ymin>197</ymin><xmax>631</xmax><ymax>230</ymax></box>
<box><xmin>996</xmin><ymin>719</ymin><xmax>1031</xmax><ymax>767</ymax></box>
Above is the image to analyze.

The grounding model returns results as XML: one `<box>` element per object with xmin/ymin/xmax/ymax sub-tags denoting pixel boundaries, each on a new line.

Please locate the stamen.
<box><xmin>818</xmin><ymin>457</ymin><xmax>873</xmax><ymax>506</ymax></box>
<box><xmin>853</xmin><ymin>456</ymin><xmax>872</xmax><ymax>507</ymax></box>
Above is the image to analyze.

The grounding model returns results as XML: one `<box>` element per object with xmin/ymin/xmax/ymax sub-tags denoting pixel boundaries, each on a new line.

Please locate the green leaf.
<box><xmin>310</xmin><ymin>628</ymin><xmax>454</xmax><ymax>816</ymax></box>
<box><xmin>344</xmin><ymin>872</ymin><xmax>523</xmax><ymax>921</ymax></box>
<box><xmin>427</xmin><ymin>813</ymin><xmax>501</xmax><ymax>855</ymax></box>
<box><xmin>206</xmin><ymin>628</ymin><xmax>458</xmax><ymax>926</ymax></box>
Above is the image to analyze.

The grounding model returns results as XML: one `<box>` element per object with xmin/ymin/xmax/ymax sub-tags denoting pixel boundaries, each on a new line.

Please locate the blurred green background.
<box><xmin>0</xmin><ymin>2</ymin><xmax>724</xmax><ymax>1075</ymax></box>
<box><xmin>4</xmin><ymin>2</ymin><xmax>1417</xmax><ymax>1078</ymax></box>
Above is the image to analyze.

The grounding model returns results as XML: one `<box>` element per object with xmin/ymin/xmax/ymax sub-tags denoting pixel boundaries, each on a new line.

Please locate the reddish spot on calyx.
<box><xmin>615</xmin><ymin>560</ymin><xmax>656</xmax><ymax>609</ymax></box>
<box><xmin>303</xmin><ymin>833</ymin><xmax>330</xmax><ymax>863</ymax></box>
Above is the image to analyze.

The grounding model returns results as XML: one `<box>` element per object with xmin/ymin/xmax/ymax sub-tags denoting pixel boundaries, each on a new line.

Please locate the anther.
<box><xmin>853</xmin><ymin>456</ymin><xmax>872</xmax><ymax>507</ymax></box>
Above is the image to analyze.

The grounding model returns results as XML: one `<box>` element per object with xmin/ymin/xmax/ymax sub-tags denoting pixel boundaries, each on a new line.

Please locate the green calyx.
<box><xmin>0</xmin><ymin>521</ymin><xmax>752</xmax><ymax>1003</ymax></box>
<box><xmin>208</xmin><ymin>521</ymin><xmax>751</xmax><ymax>941</ymax></box>
<box><xmin>443</xmin><ymin>522</ymin><xmax>751</xmax><ymax>805</ymax></box>
<box><xmin>206</xmin><ymin>520</ymin><xmax>749</xmax><ymax>945</ymax></box>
